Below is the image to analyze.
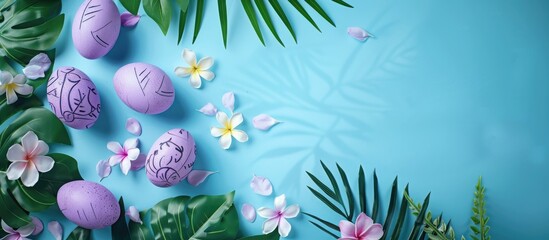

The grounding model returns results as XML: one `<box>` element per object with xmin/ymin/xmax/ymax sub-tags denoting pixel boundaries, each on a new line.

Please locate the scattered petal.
<box><xmin>31</xmin><ymin>216</ymin><xmax>43</xmax><ymax>235</ymax></box>
<box><xmin>23</xmin><ymin>53</ymin><xmax>51</xmax><ymax>80</ymax></box>
<box><xmin>222</xmin><ymin>92</ymin><xmax>235</xmax><ymax>112</ymax></box>
<box><xmin>198</xmin><ymin>103</ymin><xmax>218</xmax><ymax>116</ymax></box>
<box><xmin>241</xmin><ymin>203</ymin><xmax>256</xmax><ymax>223</ymax></box>
<box><xmin>347</xmin><ymin>27</ymin><xmax>374</xmax><ymax>41</ymax></box>
<box><xmin>121</xmin><ymin>12</ymin><xmax>141</xmax><ymax>27</ymax></box>
<box><xmin>252</xmin><ymin>114</ymin><xmax>280</xmax><ymax>131</ymax></box>
<box><xmin>126</xmin><ymin>118</ymin><xmax>142</xmax><ymax>136</ymax></box>
<box><xmin>96</xmin><ymin>160</ymin><xmax>112</xmax><ymax>180</ymax></box>
<box><xmin>126</xmin><ymin>206</ymin><xmax>143</xmax><ymax>224</ymax></box>
<box><xmin>28</xmin><ymin>53</ymin><xmax>51</xmax><ymax>70</ymax></box>
<box><xmin>130</xmin><ymin>154</ymin><xmax>147</xmax><ymax>171</ymax></box>
<box><xmin>47</xmin><ymin>221</ymin><xmax>63</xmax><ymax>240</ymax></box>
<box><xmin>22</xmin><ymin>65</ymin><xmax>44</xmax><ymax>80</ymax></box>
<box><xmin>187</xmin><ymin>170</ymin><xmax>216</xmax><ymax>186</ymax></box>
<box><xmin>250</xmin><ymin>175</ymin><xmax>273</xmax><ymax>196</ymax></box>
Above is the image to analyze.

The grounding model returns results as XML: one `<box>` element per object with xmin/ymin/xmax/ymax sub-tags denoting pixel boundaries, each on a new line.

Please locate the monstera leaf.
<box><xmin>0</xmin><ymin>0</ymin><xmax>64</xmax><ymax>65</ymax></box>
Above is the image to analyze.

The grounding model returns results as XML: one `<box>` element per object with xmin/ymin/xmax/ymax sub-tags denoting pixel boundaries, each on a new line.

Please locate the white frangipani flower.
<box><xmin>174</xmin><ymin>49</ymin><xmax>215</xmax><ymax>88</ymax></box>
<box><xmin>6</xmin><ymin>131</ymin><xmax>54</xmax><ymax>187</ymax></box>
<box><xmin>0</xmin><ymin>71</ymin><xmax>33</xmax><ymax>104</ymax></box>
<box><xmin>107</xmin><ymin>138</ymin><xmax>140</xmax><ymax>175</ymax></box>
<box><xmin>210</xmin><ymin>112</ymin><xmax>248</xmax><ymax>150</ymax></box>
<box><xmin>257</xmin><ymin>194</ymin><xmax>300</xmax><ymax>238</ymax></box>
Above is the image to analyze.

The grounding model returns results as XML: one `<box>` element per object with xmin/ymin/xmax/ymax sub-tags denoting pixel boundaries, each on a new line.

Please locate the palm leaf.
<box><xmin>218</xmin><ymin>0</ymin><xmax>228</xmax><ymax>47</ymax></box>
<box><xmin>307</xmin><ymin>186</ymin><xmax>347</xmax><ymax>218</ymax></box>
<box><xmin>320</xmin><ymin>160</ymin><xmax>343</xmax><ymax>204</ymax></box>
<box><xmin>409</xmin><ymin>193</ymin><xmax>431</xmax><ymax>240</ymax></box>
<box><xmin>391</xmin><ymin>185</ymin><xmax>409</xmax><ymax>240</ymax></box>
<box><xmin>304</xmin><ymin>0</ymin><xmax>335</xmax><ymax>26</ymax></box>
<box><xmin>380</xmin><ymin>177</ymin><xmax>398</xmax><ymax>240</ymax></box>
<box><xmin>254</xmin><ymin>0</ymin><xmax>284</xmax><ymax>46</ymax></box>
<box><xmin>332</xmin><ymin>0</ymin><xmax>353</xmax><ymax>8</ymax></box>
<box><xmin>241</xmin><ymin>0</ymin><xmax>265</xmax><ymax>45</ymax></box>
<box><xmin>336</xmin><ymin>163</ymin><xmax>354</xmax><ymax>220</ymax></box>
<box><xmin>268</xmin><ymin>0</ymin><xmax>297</xmax><ymax>43</ymax></box>
<box><xmin>358</xmin><ymin>166</ymin><xmax>367</xmax><ymax>215</ymax></box>
<box><xmin>372</xmin><ymin>170</ymin><xmax>380</xmax><ymax>222</ymax></box>
<box><xmin>306</xmin><ymin>171</ymin><xmax>338</xmax><ymax>202</ymax></box>
<box><xmin>303</xmin><ymin>212</ymin><xmax>339</xmax><ymax>231</ymax></box>
<box><xmin>192</xmin><ymin>0</ymin><xmax>205</xmax><ymax>43</ymax></box>
<box><xmin>176</xmin><ymin>0</ymin><xmax>190</xmax><ymax>44</ymax></box>
<box><xmin>288</xmin><ymin>0</ymin><xmax>320</xmax><ymax>32</ymax></box>
<box><xmin>309</xmin><ymin>221</ymin><xmax>339</xmax><ymax>239</ymax></box>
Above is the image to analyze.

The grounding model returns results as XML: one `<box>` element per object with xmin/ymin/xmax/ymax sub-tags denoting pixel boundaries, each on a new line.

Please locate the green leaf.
<box><xmin>0</xmin><ymin>108</ymin><xmax>70</xmax><ymax>170</ymax></box>
<box><xmin>380</xmin><ymin>177</ymin><xmax>398</xmax><ymax>240</ymax></box>
<box><xmin>309</xmin><ymin>221</ymin><xmax>339</xmax><ymax>239</ymax></box>
<box><xmin>241</xmin><ymin>0</ymin><xmax>264</xmax><ymax>45</ymax></box>
<box><xmin>332</xmin><ymin>0</ymin><xmax>353</xmax><ymax>8</ymax></box>
<box><xmin>0</xmin><ymin>0</ymin><xmax>64</xmax><ymax>65</ymax></box>
<box><xmin>0</xmin><ymin>94</ymin><xmax>42</xmax><ymax>126</ymax></box>
<box><xmin>307</xmin><ymin>186</ymin><xmax>346</xmax><ymax>219</ymax></box>
<box><xmin>390</xmin><ymin>185</ymin><xmax>409</xmax><ymax>240</ymax></box>
<box><xmin>112</xmin><ymin>197</ymin><xmax>131</xmax><ymax>240</ymax></box>
<box><xmin>143</xmin><ymin>0</ymin><xmax>171</xmax><ymax>35</ymax></box>
<box><xmin>150</xmin><ymin>196</ymin><xmax>190</xmax><ymax>240</ymax></box>
<box><xmin>470</xmin><ymin>176</ymin><xmax>490</xmax><ymax>240</ymax></box>
<box><xmin>267</xmin><ymin>0</ymin><xmax>296</xmax><ymax>43</ymax></box>
<box><xmin>409</xmin><ymin>193</ymin><xmax>431</xmax><ymax>240</ymax></box>
<box><xmin>176</xmin><ymin>0</ymin><xmax>190</xmax><ymax>44</ymax></box>
<box><xmin>0</xmin><ymin>186</ymin><xmax>30</xmax><ymax>228</ymax></box>
<box><xmin>218</xmin><ymin>0</ymin><xmax>228</xmax><ymax>47</ymax></box>
<box><xmin>306</xmin><ymin>171</ymin><xmax>337</xmax><ymax>202</ymax></box>
<box><xmin>372</xmin><ymin>170</ymin><xmax>380</xmax><ymax>222</ymax></box>
<box><xmin>304</xmin><ymin>0</ymin><xmax>335</xmax><ymax>26</ymax></box>
<box><xmin>303</xmin><ymin>212</ymin><xmax>339</xmax><ymax>231</ymax></box>
<box><xmin>288</xmin><ymin>0</ymin><xmax>320</xmax><ymax>32</ymax></box>
<box><xmin>237</xmin><ymin>229</ymin><xmax>280</xmax><ymax>240</ymax></box>
<box><xmin>254</xmin><ymin>0</ymin><xmax>284</xmax><ymax>46</ymax></box>
<box><xmin>192</xmin><ymin>0</ymin><xmax>205</xmax><ymax>43</ymax></box>
<box><xmin>187</xmin><ymin>191</ymin><xmax>238</xmax><ymax>239</ymax></box>
<box><xmin>0</xmin><ymin>57</ymin><xmax>16</xmax><ymax>74</ymax></box>
<box><xmin>320</xmin><ymin>160</ymin><xmax>342</xmax><ymax>203</ymax></box>
<box><xmin>129</xmin><ymin>211</ymin><xmax>153</xmax><ymax>240</ymax></box>
<box><xmin>120</xmin><ymin>0</ymin><xmax>141</xmax><ymax>15</ymax></box>
<box><xmin>336</xmin><ymin>163</ymin><xmax>354</xmax><ymax>221</ymax></box>
<box><xmin>358</xmin><ymin>166</ymin><xmax>367</xmax><ymax>215</ymax></box>
<box><xmin>66</xmin><ymin>226</ymin><xmax>91</xmax><ymax>240</ymax></box>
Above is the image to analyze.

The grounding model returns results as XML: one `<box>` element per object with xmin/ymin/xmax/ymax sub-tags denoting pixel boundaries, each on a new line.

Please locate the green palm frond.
<box><xmin>470</xmin><ymin>176</ymin><xmax>491</xmax><ymax>240</ymax></box>
<box><xmin>119</xmin><ymin>0</ymin><xmax>353</xmax><ymax>47</ymax></box>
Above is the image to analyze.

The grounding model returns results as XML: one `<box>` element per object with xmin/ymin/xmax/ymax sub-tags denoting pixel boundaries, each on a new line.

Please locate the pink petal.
<box><xmin>126</xmin><ymin>206</ymin><xmax>142</xmax><ymax>224</ymax></box>
<box><xmin>107</xmin><ymin>141</ymin><xmax>123</xmax><ymax>154</ymax></box>
<box><xmin>262</xmin><ymin>217</ymin><xmax>279</xmax><ymax>235</ymax></box>
<box><xmin>355</xmin><ymin>212</ymin><xmax>374</xmax><ymax>237</ymax></box>
<box><xmin>252</xmin><ymin>114</ymin><xmax>280</xmax><ymax>131</ymax></box>
<box><xmin>22</xmin><ymin>65</ymin><xmax>44</xmax><ymax>80</ymax></box>
<box><xmin>363</xmin><ymin>223</ymin><xmax>383</xmax><ymax>240</ymax></box>
<box><xmin>6</xmin><ymin>161</ymin><xmax>27</xmax><ymax>180</ymax></box>
<box><xmin>274</xmin><ymin>194</ymin><xmax>287</xmax><ymax>211</ymax></box>
<box><xmin>250</xmin><ymin>175</ymin><xmax>273</xmax><ymax>196</ymax></box>
<box><xmin>123</xmin><ymin>138</ymin><xmax>139</xmax><ymax>150</ymax></box>
<box><xmin>21</xmin><ymin>164</ymin><xmax>39</xmax><ymax>187</ymax></box>
<box><xmin>282</xmin><ymin>204</ymin><xmax>300</xmax><ymax>219</ymax></box>
<box><xmin>126</xmin><ymin>148</ymin><xmax>140</xmax><ymax>161</ymax></box>
<box><xmin>109</xmin><ymin>154</ymin><xmax>124</xmax><ymax>166</ymax></box>
<box><xmin>23</xmin><ymin>53</ymin><xmax>51</xmax><ymax>80</ymax></box>
<box><xmin>241</xmin><ymin>203</ymin><xmax>256</xmax><ymax>223</ymax></box>
<box><xmin>17</xmin><ymin>222</ymin><xmax>35</xmax><ymax>237</ymax></box>
<box><xmin>31</xmin><ymin>217</ymin><xmax>43</xmax><ymax>235</ymax></box>
<box><xmin>130</xmin><ymin>154</ymin><xmax>147</xmax><ymax>171</ymax></box>
<box><xmin>347</xmin><ymin>27</ymin><xmax>373</xmax><ymax>41</ymax></box>
<box><xmin>120</xmin><ymin>158</ymin><xmax>132</xmax><ymax>175</ymax></box>
<box><xmin>28</xmin><ymin>53</ymin><xmax>51</xmax><ymax>71</ymax></box>
<box><xmin>1</xmin><ymin>220</ymin><xmax>16</xmax><ymax>234</ymax></box>
<box><xmin>339</xmin><ymin>220</ymin><xmax>356</xmax><ymax>238</ymax></box>
<box><xmin>187</xmin><ymin>170</ymin><xmax>216</xmax><ymax>186</ymax></box>
<box><xmin>6</xmin><ymin>144</ymin><xmax>25</xmax><ymax>161</ymax></box>
<box><xmin>278</xmin><ymin>217</ymin><xmax>292</xmax><ymax>238</ymax></box>
<box><xmin>198</xmin><ymin>103</ymin><xmax>218</xmax><ymax>116</ymax></box>
<box><xmin>221</xmin><ymin>91</ymin><xmax>235</xmax><ymax>112</ymax></box>
<box><xmin>126</xmin><ymin>118</ymin><xmax>142</xmax><ymax>136</ymax></box>
<box><xmin>121</xmin><ymin>12</ymin><xmax>141</xmax><ymax>27</ymax></box>
<box><xmin>47</xmin><ymin>221</ymin><xmax>62</xmax><ymax>240</ymax></box>
<box><xmin>257</xmin><ymin>207</ymin><xmax>277</xmax><ymax>219</ymax></box>
<box><xmin>96</xmin><ymin>160</ymin><xmax>112</xmax><ymax>180</ymax></box>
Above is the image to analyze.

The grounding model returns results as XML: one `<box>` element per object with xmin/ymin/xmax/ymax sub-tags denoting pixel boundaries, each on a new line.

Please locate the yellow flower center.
<box><xmin>191</xmin><ymin>65</ymin><xmax>200</xmax><ymax>74</ymax></box>
<box><xmin>4</xmin><ymin>82</ymin><xmax>16</xmax><ymax>92</ymax></box>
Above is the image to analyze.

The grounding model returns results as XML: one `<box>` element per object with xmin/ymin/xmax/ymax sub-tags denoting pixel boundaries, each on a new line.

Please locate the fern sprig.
<box><xmin>470</xmin><ymin>176</ymin><xmax>491</xmax><ymax>240</ymax></box>
<box><xmin>405</xmin><ymin>192</ymin><xmax>456</xmax><ymax>240</ymax></box>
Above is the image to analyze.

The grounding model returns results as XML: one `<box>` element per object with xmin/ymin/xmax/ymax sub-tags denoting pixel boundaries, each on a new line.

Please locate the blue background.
<box><xmin>32</xmin><ymin>0</ymin><xmax>549</xmax><ymax>239</ymax></box>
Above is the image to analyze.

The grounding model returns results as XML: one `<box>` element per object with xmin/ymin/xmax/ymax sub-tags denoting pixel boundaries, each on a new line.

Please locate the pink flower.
<box><xmin>1</xmin><ymin>219</ymin><xmax>35</xmax><ymax>240</ymax></box>
<box><xmin>6</xmin><ymin>131</ymin><xmax>54</xmax><ymax>187</ymax></box>
<box><xmin>257</xmin><ymin>194</ymin><xmax>300</xmax><ymax>238</ymax></box>
<box><xmin>107</xmin><ymin>138</ymin><xmax>140</xmax><ymax>175</ymax></box>
<box><xmin>338</xmin><ymin>213</ymin><xmax>383</xmax><ymax>240</ymax></box>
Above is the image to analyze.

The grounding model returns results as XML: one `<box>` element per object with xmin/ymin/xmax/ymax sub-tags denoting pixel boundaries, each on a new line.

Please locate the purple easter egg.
<box><xmin>113</xmin><ymin>63</ymin><xmax>175</xmax><ymax>114</ymax></box>
<box><xmin>47</xmin><ymin>67</ymin><xmax>101</xmax><ymax>129</ymax></box>
<box><xmin>72</xmin><ymin>0</ymin><xmax>121</xmax><ymax>59</ymax></box>
<box><xmin>146</xmin><ymin>129</ymin><xmax>196</xmax><ymax>187</ymax></box>
<box><xmin>57</xmin><ymin>180</ymin><xmax>120</xmax><ymax>229</ymax></box>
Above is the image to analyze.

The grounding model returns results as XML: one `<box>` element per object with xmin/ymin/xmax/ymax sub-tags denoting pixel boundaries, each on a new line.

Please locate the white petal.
<box><xmin>47</xmin><ymin>221</ymin><xmax>62</xmax><ymax>240</ymax></box>
<box><xmin>222</xmin><ymin>92</ymin><xmax>235</xmax><ymax>112</ymax></box>
<box><xmin>0</xmin><ymin>72</ymin><xmax>13</xmax><ymax>84</ymax></box>
<box><xmin>14</xmin><ymin>84</ymin><xmax>33</xmax><ymax>96</ymax></box>
<box><xmin>0</xmin><ymin>85</ymin><xmax>5</xmax><ymax>95</ymax></box>
<box><xmin>28</xmin><ymin>53</ymin><xmax>51</xmax><ymax>72</ymax></box>
<box><xmin>23</xmin><ymin>65</ymin><xmax>44</xmax><ymax>80</ymax></box>
<box><xmin>250</xmin><ymin>175</ymin><xmax>273</xmax><ymax>196</ymax></box>
<box><xmin>126</xmin><ymin>206</ymin><xmax>142</xmax><ymax>224</ymax></box>
<box><xmin>126</xmin><ymin>148</ymin><xmax>140</xmax><ymax>161</ymax></box>
<box><xmin>126</xmin><ymin>118</ymin><xmax>142</xmax><ymax>136</ymax></box>
<box><xmin>30</xmin><ymin>140</ymin><xmax>49</xmax><ymax>158</ymax></box>
<box><xmin>186</xmin><ymin>170</ymin><xmax>216</xmax><ymax>186</ymax></box>
<box><xmin>17</xmin><ymin>222</ymin><xmax>35</xmax><ymax>237</ymax></box>
<box><xmin>241</xmin><ymin>204</ymin><xmax>256</xmax><ymax>223</ymax></box>
<box><xmin>174</xmin><ymin>67</ymin><xmax>192</xmax><ymax>77</ymax></box>
<box><xmin>21</xmin><ymin>131</ymin><xmax>38</xmax><ymax>154</ymax></box>
<box><xmin>5</xmin><ymin>89</ymin><xmax>17</xmax><ymax>104</ymax></box>
<box><xmin>189</xmin><ymin>73</ymin><xmax>202</xmax><ymax>88</ymax></box>
<box><xmin>109</xmin><ymin>154</ymin><xmax>125</xmax><ymax>166</ymax></box>
<box><xmin>198</xmin><ymin>103</ymin><xmax>218</xmax><ymax>116</ymax></box>
<box><xmin>230</xmin><ymin>113</ymin><xmax>244</xmax><ymax>128</ymax></box>
<box><xmin>257</xmin><ymin>207</ymin><xmax>277</xmax><ymax>218</ymax></box>
<box><xmin>197</xmin><ymin>57</ymin><xmax>214</xmax><ymax>70</ymax></box>
<box><xmin>12</xmin><ymin>74</ymin><xmax>26</xmax><ymax>84</ymax></box>
<box><xmin>31</xmin><ymin>216</ymin><xmax>43</xmax><ymax>235</ymax></box>
<box><xmin>253</xmin><ymin>114</ymin><xmax>280</xmax><ymax>131</ymax></box>
<box><xmin>347</xmin><ymin>27</ymin><xmax>371</xmax><ymax>41</ymax></box>
<box><xmin>124</xmin><ymin>138</ymin><xmax>139</xmax><ymax>150</ymax></box>
<box><xmin>6</xmin><ymin>144</ymin><xmax>25</xmax><ymax>162</ymax></box>
<box><xmin>1</xmin><ymin>220</ymin><xmax>15</xmax><ymax>234</ymax></box>
<box><xmin>120</xmin><ymin>158</ymin><xmax>132</xmax><ymax>175</ymax></box>
<box><xmin>6</xmin><ymin>161</ymin><xmax>26</xmax><ymax>180</ymax></box>
<box><xmin>107</xmin><ymin>141</ymin><xmax>123</xmax><ymax>154</ymax></box>
<box><xmin>262</xmin><ymin>217</ymin><xmax>279</xmax><ymax>235</ymax></box>
<box><xmin>182</xmin><ymin>49</ymin><xmax>196</xmax><ymax>66</ymax></box>
<box><xmin>199</xmin><ymin>70</ymin><xmax>215</xmax><ymax>81</ymax></box>
<box><xmin>33</xmin><ymin>156</ymin><xmax>54</xmax><ymax>173</ymax></box>
<box><xmin>96</xmin><ymin>160</ymin><xmax>112</xmax><ymax>180</ymax></box>
<box><xmin>283</xmin><ymin>205</ymin><xmax>300</xmax><ymax>219</ymax></box>
<box><xmin>278</xmin><ymin>217</ymin><xmax>292</xmax><ymax>237</ymax></box>
<box><xmin>210</xmin><ymin>127</ymin><xmax>226</xmax><ymax>137</ymax></box>
<box><xmin>219</xmin><ymin>133</ymin><xmax>232</xmax><ymax>150</ymax></box>
<box><xmin>216</xmin><ymin>112</ymin><xmax>229</xmax><ymax>126</ymax></box>
<box><xmin>21</xmin><ymin>163</ymin><xmax>39</xmax><ymax>187</ymax></box>
<box><xmin>274</xmin><ymin>194</ymin><xmax>287</xmax><ymax>211</ymax></box>
<box><xmin>231</xmin><ymin>130</ymin><xmax>248</xmax><ymax>143</ymax></box>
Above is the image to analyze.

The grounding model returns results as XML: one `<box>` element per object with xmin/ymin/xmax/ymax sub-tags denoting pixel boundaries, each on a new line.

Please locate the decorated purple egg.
<box><xmin>47</xmin><ymin>67</ymin><xmax>101</xmax><ymax>129</ymax></box>
<box><xmin>57</xmin><ymin>180</ymin><xmax>120</xmax><ymax>229</ymax></box>
<box><xmin>72</xmin><ymin>0</ymin><xmax>121</xmax><ymax>59</ymax></box>
<box><xmin>146</xmin><ymin>129</ymin><xmax>196</xmax><ymax>187</ymax></box>
<box><xmin>113</xmin><ymin>63</ymin><xmax>175</xmax><ymax>114</ymax></box>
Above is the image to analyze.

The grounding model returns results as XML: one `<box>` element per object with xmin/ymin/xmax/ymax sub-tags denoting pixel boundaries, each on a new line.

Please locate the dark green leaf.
<box><xmin>0</xmin><ymin>94</ymin><xmax>42</xmax><ymax>126</ymax></box>
<box><xmin>320</xmin><ymin>161</ymin><xmax>342</xmax><ymax>203</ymax></box>
<box><xmin>306</xmin><ymin>171</ymin><xmax>337</xmax><ymax>202</ymax></box>
<box><xmin>237</xmin><ymin>229</ymin><xmax>280</xmax><ymax>240</ymax></box>
<box><xmin>120</xmin><ymin>0</ymin><xmax>141</xmax><ymax>15</ymax></box>
<box><xmin>380</xmin><ymin>177</ymin><xmax>398</xmax><ymax>240</ymax></box>
<box><xmin>66</xmin><ymin>226</ymin><xmax>91</xmax><ymax>240</ymax></box>
<box><xmin>304</xmin><ymin>0</ymin><xmax>335</xmax><ymax>26</ymax></box>
<box><xmin>241</xmin><ymin>0</ymin><xmax>264</xmax><ymax>45</ymax></box>
<box><xmin>307</xmin><ymin>186</ymin><xmax>346</xmax><ymax>219</ymax></box>
<box><xmin>143</xmin><ymin>0</ymin><xmax>171</xmax><ymax>35</ymax></box>
<box><xmin>186</xmin><ymin>191</ymin><xmax>238</xmax><ymax>239</ymax></box>
<box><xmin>129</xmin><ymin>211</ymin><xmax>153</xmax><ymax>240</ymax></box>
<box><xmin>372</xmin><ymin>170</ymin><xmax>380</xmax><ymax>222</ymax></box>
<box><xmin>288</xmin><ymin>0</ymin><xmax>320</xmax><ymax>32</ymax></box>
<box><xmin>112</xmin><ymin>197</ymin><xmax>130</xmax><ymax>240</ymax></box>
<box><xmin>218</xmin><ymin>0</ymin><xmax>228</xmax><ymax>47</ymax></box>
<box><xmin>332</xmin><ymin>0</ymin><xmax>353</xmax><ymax>8</ymax></box>
<box><xmin>409</xmin><ymin>193</ymin><xmax>430</xmax><ymax>240</ymax></box>
<box><xmin>391</xmin><ymin>184</ymin><xmax>409</xmax><ymax>240</ymax></box>
<box><xmin>358</xmin><ymin>166</ymin><xmax>367</xmax><ymax>215</ymax></box>
<box><xmin>309</xmin><ymin>221</ymin><xmax>339</xmax><ymax>239</ymax></box>
<box><xmin>254</xmin><ymin>0</ymin><xmax>284</xmax><ymax>46</ymax></box>
<box><xmin>303</xmin><ymin>212</ymin><xmax>339</xmax><ymax>231</ymax></box>
<box><xmin>336</xmin><ymin>163</ymin><xmax>354</xmax><ymax>221</ymax></box>
<box><xmin>192</xmin><ymin>0</ymin><xmax>205</xmax><ymax>43</ymax></box>
<box><xmin>150</xmin><ymin>196</ymin><xmax>190</xmax><ymax>240</ymax></box>
<box><xmin>268</xmin><ymin>0</ymin><xmax>296</xmax><ymax>43</ymax></box>
<box><xmin>0</xmin><ymin>186</ymin><xmax>30</xmax><ymax>228</ymax></box>
<box><xmin>0</xmin><ymin>57</ymin><xmax>16</xmax><ymax>74</ymax></box>
<box><xmin>176</xmin><ymin>0</ymin><xmax>190</xmax><ymax>44</ymax></box>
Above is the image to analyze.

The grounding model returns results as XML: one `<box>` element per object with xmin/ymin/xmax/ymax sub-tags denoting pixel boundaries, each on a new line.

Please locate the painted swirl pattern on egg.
<box><xmin>146</xmin><ymin>129</ymin><xmax>196</xmax><ymax>187</ymax></box>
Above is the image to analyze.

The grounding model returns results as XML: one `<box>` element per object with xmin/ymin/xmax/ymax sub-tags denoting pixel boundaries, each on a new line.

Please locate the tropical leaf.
<box><xmin>336</xmin><ymin>163</ymin><xmax>354</xmax><ymax>221</ymax></box>
<box><xmin>380</xmin><ymin>177</ymin><xmax>398</xmax><ymax>240</ymax></box>
<box><xmin>120</xmin><ymin>0</ymin><xmax>141</xmax><ymax>15</ymax></box>
<box><xmin>390</xmin><ymin>185</ymin><xmax>409</xmax><ymax>240</ymax></box>
<box><xmin>470</xmin><ymin>176</ymin><xmax>490</xmax><ymax>240</ymax></box>
<box><xmin>150</xmin><ymin>196</ymin><xmax>190</xmax><ymax>240</ymax></box>
<box><xmin>66</xmin><ymin>226</ymin><xmax>91</xmax><ymax>240</ymax></box>
<box><xmin>237</xmin><ymin>230</ymin><xmax>280</xmax><ymax>240</ymax></box>
<box><xmin>129</xmin><ymin>211</ymin><xmax>153</xmax><ymax>240</ymax></box>
<box><xmin>332</xmin><ymin>0</ymin><xmax>353</xmax><ymax>8</ymax></box>
<box><xmin>254</xmin><ymin>0</ymin><xmax>284</xmax><ymax>46</ymax></box>
<box><xmin>288</xmin><ymin>0</ymin><xmax>320</xmax><ymax>32</ymax></box>
<box><xmin>217</xmin><ymin>0</ymin><xmax>228</xmax><ymax>47</ymax></box>
<box><xmin>268</xmin><ymin>0</ymin><xmax>296</xmax><ymax>43</ymax></box>
<box><xmin>112</xmin><ymin>197</ymin><xmax>131</xmax><ymax>240</ymax></box>
<box><xmin>0</xmin><ymin>94</ymin><xmax>42</xmax><ymax>126</ymax></box>
<box><xmin>0</xmin><ymin>186</ymin><xmax>30</xmax><ymax>228</ymax></box>
<box><xmin>143</xmin><ymin>0</ymin><xmax>171</xmax><ymax>35</ymax></box>
<box><xmin>241</xmin><ymin>0</ymin><xmax>264</xmax><ymax>45</ymax></box>
<box><xmin>192</xmin><ymin>0</ymin><xmax>205</xmax><ymax>43</ymax></box>
<box><xmin>304</xmin><ymin>0</ymin><xmax>335</xmax><ymax>26</ymax></box>
<box><xmin>176</xmin><ymin>0</ymin><xmax>190</xmax><ymax>44</ymax></box>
